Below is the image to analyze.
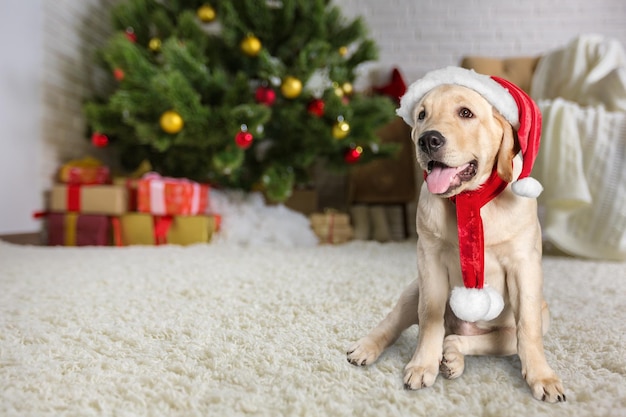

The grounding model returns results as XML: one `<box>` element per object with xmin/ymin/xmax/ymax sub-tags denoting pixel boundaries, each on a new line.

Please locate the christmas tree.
<box><xmin>85</xmin><ymin>0</ymin><xmax>397</xmax><ymax>202</ymax></box>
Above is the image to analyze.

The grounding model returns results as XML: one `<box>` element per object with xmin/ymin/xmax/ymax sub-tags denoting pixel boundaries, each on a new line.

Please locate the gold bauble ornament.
<box><xmin>332</xmin><ymin>120</ymin><xmax>350</xmax><ymax>140</ymax></box>
<box><xmin>197</xmin><ymin>5</ymin><xmax>216</xmax><ymax>23</ymax></box>
<box><xmin>148</xmin><ymin>37</ymin><xmax>162</xmax><ymax>52</ymax></box>
<box><xmin>338</xmin><ymin>46</ymin><xmax>348</xmax><ymax>56</ymax></box>
<box><xmin>280</xmin><ymin>76</ymin><xmax>303</xmax><ymax>99</ymax></box>
<box><xmin>333</xmin><ymin>82</ymin><xmax>344</xmax><ymax>97</ymax></box>
<box><xmin>240</xmin><ymin>34</ymin><xmax>262</xmax><ymax>57</ymax></box>
<box><xmin>159</xmin><ymin>110</ymin><xmax>184</xmax><ymax>134</ymax></box>
<box><xmin>342</xmin><ymin>82</ymin><xmax>353</xmax><ymax>95</ymax></box>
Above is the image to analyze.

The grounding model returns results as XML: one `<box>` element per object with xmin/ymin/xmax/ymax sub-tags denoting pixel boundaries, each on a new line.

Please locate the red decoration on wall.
<box><xmin>373</xmin><ymin>68</ymin><xmax>407</xmax><ymax>103</ymax></box>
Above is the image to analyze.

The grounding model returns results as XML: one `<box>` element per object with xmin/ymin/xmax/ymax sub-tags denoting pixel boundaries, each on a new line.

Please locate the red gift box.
<box><xmin>137</xmin><ymin>173</ymin><xmax>209</xmax><ymax>216</ymax></box>
<box><xmin>58</xmin><ymin>157</ymin><xmax>111</xmax><ymax>185</ymax></box>
<box><xmin>46</xmin><ymin>213</ymin><xmax>116</xmax><ymax>246</ymax></box>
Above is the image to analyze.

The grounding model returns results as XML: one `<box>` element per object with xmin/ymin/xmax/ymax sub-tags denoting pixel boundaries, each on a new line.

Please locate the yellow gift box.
<box><xmin>309</xmin><ymin>210</ymin><xmax>353</xmax><ymax>244</ymax></box>
<box><xmin>119</xmin><ymin>213</ymin><xmax>218</xmax><ymax>246</ymax></box>
<box><xmin>49</xmin><ymin>184</ymin><xmax>127</xmax><ymax>215</ymax></box>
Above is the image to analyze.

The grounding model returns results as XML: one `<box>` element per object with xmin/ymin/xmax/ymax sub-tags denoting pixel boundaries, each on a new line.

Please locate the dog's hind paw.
<box><xmin>346</xmin><ymin>337</ymin><xmax>383</xmax><ymax>367</ymax></box>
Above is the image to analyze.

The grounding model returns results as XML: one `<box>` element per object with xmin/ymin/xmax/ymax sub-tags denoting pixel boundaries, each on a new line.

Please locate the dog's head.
<box><xmin>409</xmin><ymin>84</ymin><xmax>519</xmax><ymax>198</ymax></box>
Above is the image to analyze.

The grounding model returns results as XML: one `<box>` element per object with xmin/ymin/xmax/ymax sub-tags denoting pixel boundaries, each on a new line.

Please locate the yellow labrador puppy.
<box><xmin>347</xmin><ymin>68</ymin><xmax>565</xmax><ymax>403</ymax></box>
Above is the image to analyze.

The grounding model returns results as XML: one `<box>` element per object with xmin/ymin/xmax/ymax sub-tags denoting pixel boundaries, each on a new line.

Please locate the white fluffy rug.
<box><xmin>1</xmin><ymin>240</ymin><xmax>625</xmax><ymax>417</ymax></box>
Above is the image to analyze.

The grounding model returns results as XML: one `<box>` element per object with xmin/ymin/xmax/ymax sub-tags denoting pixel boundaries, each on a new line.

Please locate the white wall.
<box><xmin>0</xmin><ymin>1</ymin><xmax>44</xmax><ymax>235</ymax></box>
<box><xmin>1</xmin><ymin>0</ymin><xmax>625</xmax><ymax>234</ymax></box>
<box><xmin>335</xmin><ymin>0</ymin><xmax>626</xmax><ymax>84</ymax></box>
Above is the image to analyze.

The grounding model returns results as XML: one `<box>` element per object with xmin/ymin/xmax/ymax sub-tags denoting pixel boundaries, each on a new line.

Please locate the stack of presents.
<box><xmin>40</xmin><ymin>157</ymin><xmax>355</xmax><ymax>246</ymax></box>
<box><xmin>40</xmin><ymin>157</ymin><xmax>219</xmax><ymax>246</ymax></box>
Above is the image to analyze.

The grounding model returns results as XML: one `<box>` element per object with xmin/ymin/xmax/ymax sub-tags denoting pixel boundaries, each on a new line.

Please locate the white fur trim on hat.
<box><xmin>397</xmin><ymin>66</ymin><xmax>519</xmax><ymax>128</ymax></box>
<box><xmin>449</xmin><ymin>285</ymin><xmax>504</xmax><ymax>322</ymax></box>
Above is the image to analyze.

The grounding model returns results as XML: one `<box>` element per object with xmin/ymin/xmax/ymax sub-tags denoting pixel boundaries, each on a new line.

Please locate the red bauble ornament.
<box><xmin>307</xmin><ymin>99</ymin><xmax>325</xmax><ymax>117</ymax></box>
<box><xmin>113</xmin><ymin>68</ymin><xmax>125</xmax><ymax>81</ymax></box>
<box><xmin>235</xmin><ymin>130</ymin><xmax>254</xmax><ymax>149</ymax></box>
<box><xmin>91</xmin><ymin>132</ymin><xmax>109</xmax><ymax>148</ymax></box>
<box><xmin>344</xmin><ymin>146</ymin><xmax>363</xmax><ymax>164</ymax></box>
<box><xmin>255</xmin><ymin>86</ymin><xmax>276</xmax><ymax>106</ymax></box>
<box><xmin>125</xmin><ymin>27</ymin><xmax>137</xmax><ymax>43</ymax></box>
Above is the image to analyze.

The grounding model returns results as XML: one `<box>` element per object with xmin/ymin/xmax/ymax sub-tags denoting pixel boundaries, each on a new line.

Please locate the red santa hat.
<box><xmin>397</xmin><ymin>67</ymin><xmax>543</xmax><ymax>322</ymax></box>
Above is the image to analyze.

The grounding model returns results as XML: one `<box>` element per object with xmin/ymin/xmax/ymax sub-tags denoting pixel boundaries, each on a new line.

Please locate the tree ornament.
<box><xmin>159</xmin><ymin>110</ymin><xmax>184</xmax><ymax>134</ymax></box>
<box><xmin>307</xmin><ymin>99</ymin><xmax>325</xmax><ymax>117</ymax></box>
<box><xmin>281</xmin><ymin>76</ymin><xmax>302</xmax><ymax>99</ymax></box>
<box><xmin>125</xmin><ymin>27</ymin><xmax>137</xmax><ymax>43</ymax></box>
<box><xmin>234</xmin><ymin>125</ymin><xmax>254</xmax><ymax>149</ymax></box>
<box><xmin>255</xmin><ymin>86</ymin><xmax>276</xmax><ymax>106</ymax></box>
<box><xmin>345</xmin><ymin>146</ymin><xmax>363</xmax><ymax>164</ymax></box>
<box><xmin>333</xmin><ymin>82</ymin><xmax>344</xmax><ymax>97</ymax></box>
<box><xmin>197</xmin><ymin>4</ymin><xmax>216</xmax><ymax>22</ymax></box>
<box><xmin>91</xmin><ymin>132</ymin><xmax>109</xmax><ymax>148</ymax></box>
<box><xmin>332</xmin><ymin>116</ymin><xmax>350</xmax><ymax>140</ymax></box>
<box><xmin>148</xmin><ymin>37</ymin><xmax>162</xmax><ymax>52</ymax></box>
<box><xmin>240</xmin><ymin>34</ymin><xmax>262</xmax><ymax>57</ymax></box>
<box><xmin>113</xmin><ymin>68</ymin><xmax>125</xmax><ymax>81</ymax></box>
<box><xmin>342</xmin><ymin>82</ymin><xmax>354</xmax><ymax>96</ymax></box>
<box><xmin>338</xmin><ymin>46</ymin><xmax>348</xmax><ymax>56</ymax></box>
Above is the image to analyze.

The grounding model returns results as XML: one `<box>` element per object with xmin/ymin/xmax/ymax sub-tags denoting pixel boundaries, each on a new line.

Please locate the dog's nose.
<box><xmin>418</xmin><ymin>130</ymin><xmax>446</xmax><ymax>154</ymax></box>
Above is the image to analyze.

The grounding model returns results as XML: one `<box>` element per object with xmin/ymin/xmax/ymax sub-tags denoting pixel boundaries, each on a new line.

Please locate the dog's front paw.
<box><xmin>525</xmin><ymin>371</ymin><xmax>566</xmax><ymax>403</ymax></box>
<box><xmin>403</xmin><ymin>362</ymin><xmax>439</xmax><ymax>390</ymax></box>
<box><xmin>440</xmin><ymin>335</ymin><xmax>465</xmax><ymax>379</ymax></box>
<box><xmin>346</xmin><ymin>337</ymin><xmax>383</xmax><ymax>367</ymax></box>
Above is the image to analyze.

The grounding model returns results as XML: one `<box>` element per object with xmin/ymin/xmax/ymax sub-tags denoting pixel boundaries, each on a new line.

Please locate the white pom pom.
<box><xmin>512</xmin><ymin>177</ymin><xmax>543</xmax><ymax>198</ymax></box>
<box><xmin>449</xmin><ymin>285</ymin><xmax>504</xmax><ymax>322</ymax></box>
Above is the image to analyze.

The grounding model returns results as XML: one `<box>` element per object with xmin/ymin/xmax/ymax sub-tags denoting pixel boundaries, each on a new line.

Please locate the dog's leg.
<box><xmin>403</xmin><ymin>243</ymin><xmax>449</xmax><ymax>390</ymax></box>
<box><xmin>441</xmin><ymin>303</ymin><xmax>552</xmax><ymax>380</ymax></box>
<box><xmin>347</xmin><ymin>279</ymin><xmax>420</xmax><ymax>366</ymax></box>
<box><xmin>508</xmin><ymin>257</ymin><xmax>566</xmax><ymax>403</ymax></box>
<box><xmin>440</xmin><ymin>328</ymin><xmax>517</xmax><ymax>379</ymax></box>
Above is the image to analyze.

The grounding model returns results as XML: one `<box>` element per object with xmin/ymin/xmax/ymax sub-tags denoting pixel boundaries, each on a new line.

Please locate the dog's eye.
<box><xmin>459</xmin><ymin>107</ymin><xmax>473</xmax><ymax>118</ymax></box>
<box><xmin>418</xmin><ymin>110</ymin><xmax>426</xmax><ymax>120</ymax></box>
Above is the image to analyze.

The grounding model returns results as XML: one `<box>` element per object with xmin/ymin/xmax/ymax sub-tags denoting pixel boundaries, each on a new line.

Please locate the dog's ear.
<box><xmin>494</xmin><ymin>110</ymin><xmax>520</xmax><ymax>183</ymax></box>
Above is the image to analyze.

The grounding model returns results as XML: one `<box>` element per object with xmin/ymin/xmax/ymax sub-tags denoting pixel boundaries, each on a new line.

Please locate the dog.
<box><xmin>347</xmin><ymin>80</ymin><xmax>566</xmax><ymax>403</ymax></box>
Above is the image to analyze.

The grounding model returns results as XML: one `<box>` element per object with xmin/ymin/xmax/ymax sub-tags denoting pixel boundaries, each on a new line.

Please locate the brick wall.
<box><xmin>41</xmin><ymin>0</ymin><xmax>118</xmax><ymax>181</ymax></box>
<box><xmin>335</xmin><ymin>0</ymin><xmax>626</xmax><ymax>83</ymax></box>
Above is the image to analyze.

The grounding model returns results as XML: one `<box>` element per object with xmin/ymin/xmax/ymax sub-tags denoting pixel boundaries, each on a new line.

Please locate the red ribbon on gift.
<box><xmin>67</xmin><ymin>184</ymin><xmax>82</xmax><ymax>211</ymax></box>
<box><xmin>153</xmin><ymin>216</ymin><xmax>173</xmax><ymax>245</ymax></box>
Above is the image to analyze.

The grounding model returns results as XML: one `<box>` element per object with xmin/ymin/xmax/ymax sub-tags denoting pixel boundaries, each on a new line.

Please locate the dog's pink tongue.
<box><xmin>426</xmin><ymin>164</ymin><xmax>468</xmax><ymax>194</ymax></box>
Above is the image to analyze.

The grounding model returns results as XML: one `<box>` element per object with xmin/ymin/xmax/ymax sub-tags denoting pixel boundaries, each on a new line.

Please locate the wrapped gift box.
<box><xmin>137</xmin><ymin>173</ymin><xmax>209</xmax><ymax>216</ymax></box>
<box><xmin>58</xmin><ymin>156</ymin><xmax>111</xmax><ymax>185</ymax></box>
<box><xmin>46</xmin><ymin>213</ymin><xmax>113</xmax><ymax>246</ymax></box>
<box><xmin>310</xmin><ymin>211</ymin><xmax>353</xmax><ymax>244</ymax></box>
<box><xmin>49</xmin><ymin>184</ymin><xmax>127</xmax><ymax>215</ymax></box>
<box><xmin>120</xmin><ymin>213</ymin><xmax>218</xmax><ymax>246</ymax></box>
<box><xmin>113</xmin><ymin>177</ymin><xmax>140</xmax><ymax>211</ymax></box>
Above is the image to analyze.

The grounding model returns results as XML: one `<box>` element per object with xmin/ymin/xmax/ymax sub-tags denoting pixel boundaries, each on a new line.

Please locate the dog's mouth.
<box><xmin>426</xmin><ymin>160</ymin><xmax>477</xmax><ymax>195</ymax></box>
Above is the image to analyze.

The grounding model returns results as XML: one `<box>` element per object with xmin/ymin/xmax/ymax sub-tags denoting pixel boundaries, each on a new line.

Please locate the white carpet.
<box><xmin>1</xmin><ymin>240</ymin><xmax>625</xmax><ymax>417</ymax></box>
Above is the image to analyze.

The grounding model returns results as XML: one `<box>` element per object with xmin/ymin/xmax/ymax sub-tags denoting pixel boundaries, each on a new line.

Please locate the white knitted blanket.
<box><xmin>531</xmin><ymin>34</ymin><xmax>626</xmax><ymax>261</ymax></box>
